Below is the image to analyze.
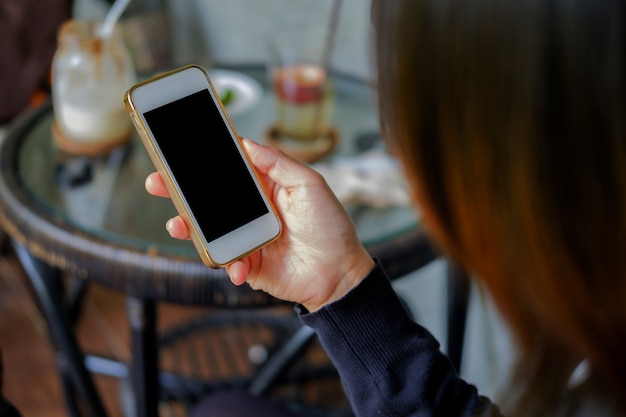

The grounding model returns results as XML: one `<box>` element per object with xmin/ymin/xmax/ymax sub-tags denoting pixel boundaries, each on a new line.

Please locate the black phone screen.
<box><xmin>143</xmin><ymin>89</ymin><xmax>269</xmax><ymax>242</ymax></box>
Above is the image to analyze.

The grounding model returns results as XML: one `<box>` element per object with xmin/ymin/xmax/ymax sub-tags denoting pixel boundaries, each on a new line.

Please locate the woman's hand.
<box><xmin>145</xmin><ymin>139</ymin><xmax>374</xmax><ymax>312</ymax></box>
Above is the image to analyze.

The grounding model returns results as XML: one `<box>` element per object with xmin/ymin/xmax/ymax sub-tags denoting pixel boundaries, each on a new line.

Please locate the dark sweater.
<box><xmin>297</xmin><ymin>262</ymin><xmax>499</xmax><ymax>417</ymax></box>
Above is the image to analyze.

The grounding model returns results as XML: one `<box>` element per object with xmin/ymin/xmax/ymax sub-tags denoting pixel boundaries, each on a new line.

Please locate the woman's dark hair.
<box><xmin>372</xmin><ymin>0</ymin><xmax>626</xmax><ymax>415</ymax></box>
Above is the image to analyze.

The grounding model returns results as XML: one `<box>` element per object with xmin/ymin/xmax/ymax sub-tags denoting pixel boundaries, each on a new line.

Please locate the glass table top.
<box><xmin>17</xmin><ymin>66</ymin><xmax>418</xmax><ymax>262</ymax></box>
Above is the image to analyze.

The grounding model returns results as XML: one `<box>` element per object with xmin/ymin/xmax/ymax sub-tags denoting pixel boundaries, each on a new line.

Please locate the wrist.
<box><xmin>304</xmin><ymin>251</ymin><xmax>375</xmax><ymax>312</ymax></box>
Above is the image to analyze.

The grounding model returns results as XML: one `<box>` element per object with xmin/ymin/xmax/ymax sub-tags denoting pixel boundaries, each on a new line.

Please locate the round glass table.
<box><xmin>0</xmin><ymin>66</ymin><xmax>433</xmax><ymax>304</ymax></box>
<box><xmin>0</xmin><ymin>66</ymin><xmax>437</xmax><ymax>417</ymax></box>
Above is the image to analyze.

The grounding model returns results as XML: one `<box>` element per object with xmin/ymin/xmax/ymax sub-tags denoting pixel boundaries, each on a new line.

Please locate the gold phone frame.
<box><xmin>124</xmin><ymin>64</ymin><xmax>281</xmax><ymax>268</ymax></box>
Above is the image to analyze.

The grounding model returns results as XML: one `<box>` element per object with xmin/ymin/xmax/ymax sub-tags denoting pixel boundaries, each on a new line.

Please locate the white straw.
<box><xmin>99</xmin><ymin>0</ymin><xmax>133</xmax><ymax>38</ymax></box>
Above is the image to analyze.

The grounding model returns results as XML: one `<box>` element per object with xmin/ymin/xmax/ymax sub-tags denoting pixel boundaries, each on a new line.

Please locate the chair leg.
<box><xmin>446</xmin><ymin>260</ymin><xmax>471</xmax><ymax>374</ymax></box>
<box><xmin>248</xmin><ymin>325</ymin><xmax>317</xmax><ymax>397</ymax></box>
<box><xmin>12</xmin><ymin>242</ymin><xmax>107</xmax><ymax>417</ymax></box>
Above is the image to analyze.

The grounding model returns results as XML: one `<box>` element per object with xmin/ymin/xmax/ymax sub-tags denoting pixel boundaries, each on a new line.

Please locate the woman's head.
<box><xmin>372</xmin><ymin>0</ymin><xmax>626</xmax><ymax>413</ymax></box>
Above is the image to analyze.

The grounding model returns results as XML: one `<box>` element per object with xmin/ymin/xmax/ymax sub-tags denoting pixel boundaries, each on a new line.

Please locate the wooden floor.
<box><xmin>0</xmin><ymin>242</ymin><xmax>347</xmax><ymax>417</ymax></box>
<box><xmin>0</xmin><ymin>242</ymin><xmax>216</xmax><ymax>417</ymax></box>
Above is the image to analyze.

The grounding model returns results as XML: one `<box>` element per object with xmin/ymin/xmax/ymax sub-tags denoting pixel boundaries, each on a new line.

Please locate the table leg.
<box><xmin>12</xmin><ymin>242</ymin><xmax>107</xmax><ymax>417</ymax></box>
<box><xmin>446</xmin><ymin>260</ymin><xmax>471</xmax><ymax>374</ymax></box>
<box><xmin>127</xmin><ymin>297</ymin><xmax>158</xmax><ymax>417</ymax></box>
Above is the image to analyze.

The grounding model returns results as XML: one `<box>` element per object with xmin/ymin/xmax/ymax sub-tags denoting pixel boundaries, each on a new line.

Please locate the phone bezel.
<box><xmin>125</xmin><ymin>65</ymin><xmax>281</xmax><ymax>268</ymax></box>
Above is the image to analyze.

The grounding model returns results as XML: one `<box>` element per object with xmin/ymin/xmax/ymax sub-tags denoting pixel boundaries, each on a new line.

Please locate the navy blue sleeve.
<box><xmin>297</xmin><ymin>262</ymin><xmax>499</xmax><ymax>417</ymax></box>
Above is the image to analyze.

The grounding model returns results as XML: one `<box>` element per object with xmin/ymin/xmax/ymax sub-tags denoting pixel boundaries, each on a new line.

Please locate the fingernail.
<box><xmin>166</xmin><ymin>219</ymin><xmax>174</xmax><ymax>233</ymax></box>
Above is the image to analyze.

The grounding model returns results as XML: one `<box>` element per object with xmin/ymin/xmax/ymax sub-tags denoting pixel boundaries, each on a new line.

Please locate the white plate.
<box><xmin>209</xmin><ymin>68</ymin><xmax>263</xmax><ymax>117</ymax></box>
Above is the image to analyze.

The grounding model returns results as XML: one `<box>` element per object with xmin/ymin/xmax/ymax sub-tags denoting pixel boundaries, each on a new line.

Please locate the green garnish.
<box><xmin>220</xmin><ymin>89</ymin><xmax>235</xmax><ymax>106</ymax></box>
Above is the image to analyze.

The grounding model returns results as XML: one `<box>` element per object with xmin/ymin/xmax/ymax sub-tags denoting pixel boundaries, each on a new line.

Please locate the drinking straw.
<box><xmin>100</xmin><ymin>0</ymin><xmax>133</xmax><ymax>38</ymax></box>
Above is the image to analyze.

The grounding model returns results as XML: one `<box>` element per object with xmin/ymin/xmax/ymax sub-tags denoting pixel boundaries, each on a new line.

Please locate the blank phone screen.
<box><xmin>143</xmin><ymin>89</ymin><xmax>269</xmax><ymax>242</ymax></box>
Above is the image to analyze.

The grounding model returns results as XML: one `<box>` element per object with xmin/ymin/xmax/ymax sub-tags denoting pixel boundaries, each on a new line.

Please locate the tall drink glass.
<box><xmin>267</xmin><ymin>25</ymin><xmax>337</xmax><ymax>162</ymax></box>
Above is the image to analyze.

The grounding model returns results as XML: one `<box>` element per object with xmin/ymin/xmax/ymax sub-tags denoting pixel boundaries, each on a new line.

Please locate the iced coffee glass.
<box><xmin>52</xmin><ymin>19</ymin><xmax>137</xmax><ymax>155</ymax></box>
<box><xmin>267</xmin><ymin>25</ymin><xmax>337</xmax><ymax>162</ymax></box>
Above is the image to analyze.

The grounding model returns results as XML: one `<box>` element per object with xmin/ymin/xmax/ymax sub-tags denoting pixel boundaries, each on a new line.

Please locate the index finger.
<box><xmin>242</xmin><ymin>138</ymin><xmax>323</xmax><ymax>190</ymax></box>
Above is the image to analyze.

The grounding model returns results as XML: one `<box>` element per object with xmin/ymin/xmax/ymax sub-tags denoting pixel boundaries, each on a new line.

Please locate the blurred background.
<box><xmin>74</xmin><ymin>0</ymin><xmax>374</xmax><ymax>80</ymax></box>
<box><xmin>0</xmin><ymin>1</ymin><xmax>517</xmax><ymax>417</ymax></box>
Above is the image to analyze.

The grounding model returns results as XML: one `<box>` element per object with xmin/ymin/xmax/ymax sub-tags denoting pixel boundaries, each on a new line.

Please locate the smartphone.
<box><xmin>124</xmin><ymin>64</ymin><xmax>281</xmax><ymax>268</ymax></box>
